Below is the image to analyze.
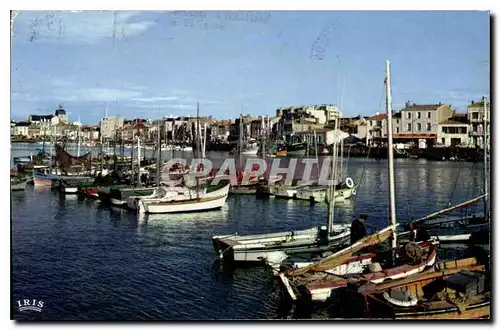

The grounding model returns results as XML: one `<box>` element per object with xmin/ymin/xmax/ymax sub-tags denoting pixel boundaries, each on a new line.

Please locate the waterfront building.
<box><xmin>11</xmin><ymin>121</ymin><xmax>30</xmax><ymax>137</ymax></box>
<box><xmin>365</xmin><ymin>112</ymin><xmax>402</xmax><ymax>146</ymax></box>
<box><xmin>294</xmin><ymin>127</ymin><xmax>349</xmax><ymax>147</ymax></box>
<box><xmin>100</xmin><ymin>116</ymin><xmax>125</xmax><ymax>139</ymax></box>
<box><xmin>27</xmin><ymin>105</ymin><xmax>69</xmax><ymax>126</ymax></box>
<box><xmin>467</xmin><ymin>99</ymin><xmax>490</xmax><ymax>147</ymax></box>
<box><xmin>212</xmin><ymin>120</ymin><xmax>232</xmax><ymax>141</ymax></box>
<box><xmin>28</xmin><ymin>114</ymin><xmax>59</xmax><ymax>126</ymax></box>
<box><xmin>229</xmin><ymin>115</ymin><xmax>255</xmax><ymax>142</ymax></box>
<box><xmin>396</xmin><ymin>101</ymin><xmax>454</xmax><ymax>147</ymax></box>
<box><xmin>275</xmin><ymin>104</ymin><xmax>339</xmax><ymax>125</ymax></box>
<box><xmin>54</xmin><ymin>105</ymin><xmax>69</xmax><ymax>123</ymax></box>
<box><xmin>437</xmin><ymin>119</ymin><xmax>469</xmax><ymax>147</ymax></box>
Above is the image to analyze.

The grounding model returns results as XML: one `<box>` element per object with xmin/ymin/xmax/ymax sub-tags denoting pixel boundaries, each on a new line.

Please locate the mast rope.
<box><xmin>447</xmin><ymin>165</ymin><xmax>462</xmax><ymax>207</ymax></box>
<box><xmin>352</xmin><ymin>145</ymin><xmax>372</xmax><ymax>209</ymax></box>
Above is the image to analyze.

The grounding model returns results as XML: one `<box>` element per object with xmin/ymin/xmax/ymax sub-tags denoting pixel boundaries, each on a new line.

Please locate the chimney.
<box><xmin>438</xmin><ymin>102</ymin><xmax>442</xmax><ymax>106</ymax></box>
<box><xmin>471</xmin><ymin>100</ymin><xmax>474</xmax><ymax>105</ymax></box>
<box><xmin>405</xmin><ymin>101</ymin><xmax>410</xmax><ymax>108</ymax></box>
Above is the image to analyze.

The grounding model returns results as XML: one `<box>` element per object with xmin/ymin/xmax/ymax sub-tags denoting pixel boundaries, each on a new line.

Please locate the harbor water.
<box><xmin>11</xmin><ymin>143</ymin><xmax>485</xmax><ymax>320</ymax></box>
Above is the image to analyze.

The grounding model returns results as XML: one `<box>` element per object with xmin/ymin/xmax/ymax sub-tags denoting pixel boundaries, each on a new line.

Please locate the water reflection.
<box><xmin>136</xmin><ymin>204</ymin><xmax>230</xmax><ymax>236</ymax></box>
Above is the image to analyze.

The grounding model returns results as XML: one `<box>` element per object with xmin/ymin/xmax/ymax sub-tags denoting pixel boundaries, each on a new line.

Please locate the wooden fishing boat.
<box><xmin>265</xmin><ymin>225</ymin><xmax>396</xmax><ymax>275</ymax></box>
<box><xmin>404</xmin><ymin>195</ymin><xmax>489</xmax><ymax>243</ymax></box>
<box><xmin>294</xmin><ymin>179</ymin><xmax>356</xmax><ymax>203</ymax></box>
<box><xmin>230</xmin><ymin>145</ymin><xmax>259</xmax><ymax>155</ymax></box>
<box><xmin>78</xmin><ymin>184</ymin><xmax>128</xmax><ymax>200</ymax></box>
<box><xmin>33</xmin><ymin>170</ymin><xmax>94</xmax><ymax>187</ymax></box>
<box><xmin>137</xmin><ymin>183</ymin><xmax>230</xmax><ymax>214</ymax></box>
<box><xmin>212</xmin><ymin>224</ymin><xmax>350</xmax><ymax>263</ymax></box>
<box><xmin>353</xmin><ymin>259</ymin><xmax>489</xmax><ymax>319</ymax></box>
<box><xmin>108</xmin><ymin>186</ymin><xmax>156</xmax><ymax>206</ymax></box>
<box><xmin>126</xmin><ymin>185</ymin><xmax>206</xmax><ymax>210</ymax></box>
<box><xmin>269</xmin><ymin>183</ymin><xmax>311</xmax><ymax>199</ymax></box>
<box><xmin>278</xmin><ymin>241</ymin><xmax>437</xmax><ymax>303</ymax></box>
<box><xmin>228</xmin><ymin>170</ymin><xmax>261</xmax><ymax>195</ymax></box>
<box><xmin>13</xmin><ymin>156</ymin><xmax>32</xmax><ymax>164</ymax></box>
<box><xmin>230</xmin><ymin>183</ymin><xmax>259</xmax><ymax>195</ymax></box>
<box><xmin>255</xmin><ymin>176</ymin><xmax>284</xmax><ymax>197</ymax></box>
<box><xmin>285</xmin><ymin>142</ymin><xmax>308</xmax><ymax>157</ymax></box>
<box><xmin>11</xmin><ymin>177</ymin><xmax>28</xmax><ymax>191</ymax></box>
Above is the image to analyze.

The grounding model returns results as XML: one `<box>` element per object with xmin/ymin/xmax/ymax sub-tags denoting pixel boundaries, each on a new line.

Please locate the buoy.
<box><xmin>345</xmin><ymin>177</ymin><xmax>354</xmax><ymax>188</ymax></box>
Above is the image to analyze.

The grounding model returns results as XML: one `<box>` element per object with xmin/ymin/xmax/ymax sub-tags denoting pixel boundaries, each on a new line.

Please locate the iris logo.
<box><xmin>17</xmin><ymin>299</ymin><xmax>44</xmax><ymax>312</ymax></box>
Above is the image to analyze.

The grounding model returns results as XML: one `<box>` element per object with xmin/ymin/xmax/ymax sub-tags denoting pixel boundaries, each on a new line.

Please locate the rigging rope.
<box><xmin>352</xmin><ymin>145</ymin><xmax>372</xmax><ymax>209</ymax></box>
<box><xmin>447</xmin><ymin>166</ymin><xmax>462</xmax><ymax>207</ymax></box>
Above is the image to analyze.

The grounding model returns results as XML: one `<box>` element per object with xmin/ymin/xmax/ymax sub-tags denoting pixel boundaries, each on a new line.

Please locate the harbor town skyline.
<box><xmin>11</xmin><ymin>10</ymin><xmax>489</xmax><ymax>124</ymax></box>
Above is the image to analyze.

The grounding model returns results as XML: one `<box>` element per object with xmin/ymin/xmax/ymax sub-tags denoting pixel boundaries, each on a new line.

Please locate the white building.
<box><xmin>12</xmin><ymin>122</ymin><xmax>30</xmax><ymax>136</ymax></box>
<box><xmin>467</xmin><ymin>99</ymin><xmax>490</xmax><ymax>147</ymax></box>
<box><xmin>437</xmin><ymin>119</ymin><xmax>469</xmax><ymax>147</ymax></box>
<box><xmin>365</xmin><ymin>112</ymin><xmax>402</xmax><ymax>146</ymax></box>
<box><xmin>100</xmin><ymin>116</ymin><xmax>125</xmax><ymax>139</ymax></box>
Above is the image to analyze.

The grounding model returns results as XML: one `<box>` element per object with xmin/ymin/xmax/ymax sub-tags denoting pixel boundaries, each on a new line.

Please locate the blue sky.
<box><xmin>11</xmin><ymin>10</ymin><xmax>490</xmax><ymax>124</ymax></box>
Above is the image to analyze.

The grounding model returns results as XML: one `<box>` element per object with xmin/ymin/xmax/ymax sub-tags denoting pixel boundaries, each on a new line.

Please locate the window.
<box><xmin>427</xmin><ymin>112</ymin><xmax>432</xmax><ymax>119</ymax></box>
<box><xmin>407</xmin><ymin>123</ymin><xmax>412</xmax><ymax>131</ymax></box>
<box><xmin>417</xmin><ymin>112</ymin><xmax>421</xmax><ymax>119</ymax></box>
<box><xmin>396</xmin><ymin>127</ymin><xmax>400</xmax><ymax>133</ymax></box>
<box><xmin>442</xmin><ymin>127</ymin><xmax>447</xmax><ymax>133</ymax></box>
<box><xmin>407</xmin><ymin>112</ymin><xmax>412</xmax><ymax>119</ymax></box>
<box><xmin>426</xmin><ymin>123</ymin><xmax>431</xmax><ymax>131</ymax></box>
<box><xmin>472</xmin><ymin>112</ymin><xmax>479</xmax><ymax>120</ymax></box>
<box><xmin>417</xmin><ymin>123</ymin><xmax>422</xmax><ymax>131</ymax></box>
<box><xmin>377</xmin><ymin>120</ymin><xmax>382</xmax><ymax>127</ymax></box>
<box><xmin>441</xmin><ymin>138</ymin><xmax>446</xmax><ymax>144</ymax></box>
<box><xmin>396</xmin><ymin>119</ymin><xmax>399</xmax><ymax>124</ymax></box>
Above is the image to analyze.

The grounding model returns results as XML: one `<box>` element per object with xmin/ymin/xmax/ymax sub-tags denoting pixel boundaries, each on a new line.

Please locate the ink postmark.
<box><xmin>165</xmin><ymin>11</ymin><xmax>271</xmax><ymax>32</ymax></box>
<box><xmin>310</xmin><ymin>23</ymin><xmax>335</xmax><ymax>60</ymax></box>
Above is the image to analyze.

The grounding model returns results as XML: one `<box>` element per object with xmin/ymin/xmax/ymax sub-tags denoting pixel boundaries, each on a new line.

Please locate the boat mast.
<box><xmin>202</xmin><ymin>122</ymin><xmax>207</xmax><ymax>159</ymax></box>
<box><xmin>239</xmin><ymin>113</ymin><xmax>243</xmax><ymax>170</ymax></box>
<box><xmin>77</xmin><ymin>116</ymin><xmax>81</xmax><ymax>157</ymax></box>
<box><xmin>196</xmin><ymin>102</ymin><xmax>201</xmax><ymax>158</ymax></box>
<box><xmin>50</xmin><ymin>125</ymin><xmax>54</xmax><ymax>169</ymax></box>
<box><xmin>385</xmin><ymin>60</ymin><xmax>397</xmax><ymax>259</ymax></box>
<box><xmin>482</xmin><ymin>96</ymin><xmax>489</xmax><ymax>219</ymax></box>
<box><xmin>261</xmin><ymin>116</ymin><xmax>266</xmax><ymax>159</ymax></box>
<box><xmin>156</xmin><ymin>106</ymin><xmax>162</xmax><ymax>187</ymax></box>
<box><xmin>137</xmin><ymin>119</ymin><xmax>141</xmax><ymax>186</ymax></box>
<box><xmin>327</xmin><ymin>115</ymin><xmax>339</xmax><ymax>234</ymax></box>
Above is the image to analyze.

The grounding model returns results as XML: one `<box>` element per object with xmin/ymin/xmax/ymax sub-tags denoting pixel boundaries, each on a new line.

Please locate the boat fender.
<box><xmin>383</xmin><ymin>290</ymin><xmax>418</xmax><ymax>307</ymax></box>
<box><xmin>345</xmin><ymin>177</ymin><xmax>354</xmax><ymax>189</ymax></box>
<box><xmin>352</xmin><ymin>189</ymin><xmax>357</xmax><ymax>196</ymax></box>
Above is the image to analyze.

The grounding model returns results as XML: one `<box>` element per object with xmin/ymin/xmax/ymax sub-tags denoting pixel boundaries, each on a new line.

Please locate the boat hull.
<box><xmin>295</xmin><ymin>186</ymin><xmax>355</xmax><ymax>203</ymax></box>
<box><xmin>139</xmin><ymin>194</ymin><xmax>228</xmax><ymax>214</ymax></box>
<box><xmin>299</xmin><ymin>248</ymin><xmax>438</xmax><ymax>303</ymax></box>
<box><xmin>11</xmin><ymin>181</ymin><xmax>27</xmax><ymax>191</ymax></box>
<box><xmin>212</xmin><ymin>225</ymin><xmax>351</xmax><ymax>263</ymax></box>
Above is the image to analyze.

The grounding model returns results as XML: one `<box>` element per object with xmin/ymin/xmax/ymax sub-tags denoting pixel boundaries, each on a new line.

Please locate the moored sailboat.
<box><xmin>137</xmin><ymin>183</ymin><xmax>230</xmax><ymax>214</ymax></box>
